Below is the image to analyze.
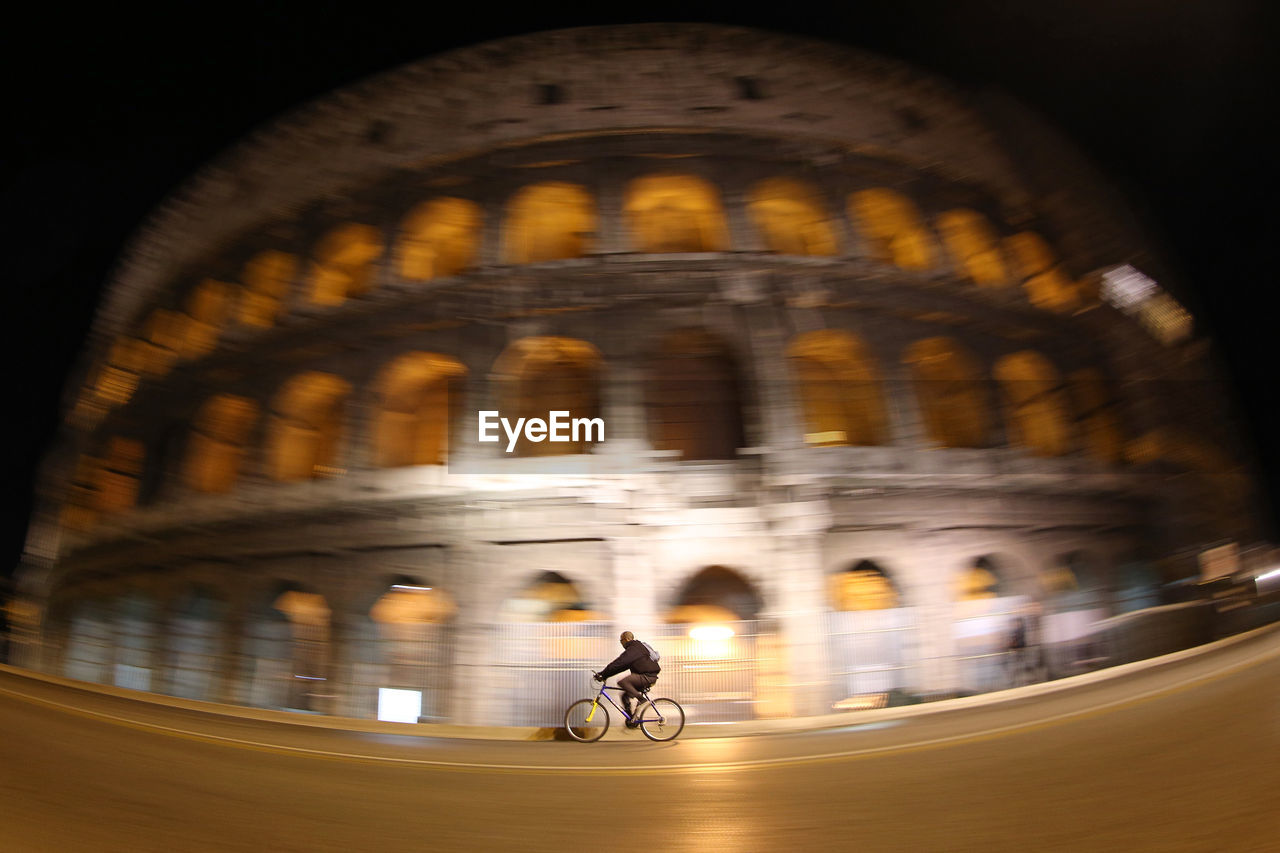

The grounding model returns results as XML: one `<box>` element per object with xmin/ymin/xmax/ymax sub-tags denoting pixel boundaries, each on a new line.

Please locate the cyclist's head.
<box><xmin>620</xmin><ymin>631</ymin><xmax>634</xmax><ymax>646</ymax></box>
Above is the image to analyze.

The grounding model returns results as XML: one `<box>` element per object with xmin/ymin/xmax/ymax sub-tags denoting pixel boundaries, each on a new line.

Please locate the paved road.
<box><xmin>2</xmin><ymin>628</ymin><xmax>1278</xmax><ymax>852</ymax></box>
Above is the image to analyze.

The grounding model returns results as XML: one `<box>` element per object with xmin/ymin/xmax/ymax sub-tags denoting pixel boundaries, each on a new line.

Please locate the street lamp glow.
<box><xmin>689</xmin><ymin>625</ymin><xmax>735</xmax><ymax>640</ymax></box>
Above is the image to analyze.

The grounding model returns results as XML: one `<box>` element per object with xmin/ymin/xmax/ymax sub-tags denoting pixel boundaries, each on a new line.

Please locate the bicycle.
<box><xmin>563</xmin><ymin>673</ymin><xmax>685</xmax><ymax>743</ymax></box>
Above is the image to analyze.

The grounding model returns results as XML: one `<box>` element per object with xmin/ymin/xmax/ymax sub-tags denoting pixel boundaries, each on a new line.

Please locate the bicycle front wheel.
<box><xmin>639</xmin><ymin>698</ymin><xmax>684</xmax><ymax>742</ymax></box>
<box><xmin>564</xmin><ymin>698</ymin><xmax>609</xmax><ymax>743</ymax></box>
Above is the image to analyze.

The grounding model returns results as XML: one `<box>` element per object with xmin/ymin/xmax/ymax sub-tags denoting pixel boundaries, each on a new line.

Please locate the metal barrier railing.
<box><xmin>649</xmin><ymin>621</ymin><xmax>778</xmax><ymax>722</ymax></box>
<box><xmin>491</xmin><ymin>620</ymin><xmax>615</xmax><ymax>727</ymax></box>
<box><xmin>826</xmin><ymin>608</ymin><xmax>920</xmax><ymax>706</ymax></box>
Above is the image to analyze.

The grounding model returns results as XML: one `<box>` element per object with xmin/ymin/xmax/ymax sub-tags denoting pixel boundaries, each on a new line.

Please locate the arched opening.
<box><xmin>786</xmin><ymin>330</ymin><xmax>889</xmax><ymax>447</ymax></box>
<box><xmin>848</xmin><ymin>188</ymin><xmax>935</xmax><ymax>269</ymax></box>
<box><xmin>60</xmin><ymin>455</ymin><xmax>102</xmax><ymax>532</ymax></box>
<box><xmin>647</xmin><ymin>329</ymin><xmax>746</xmax><ymax>461</ymax></box>
<box><xmin>94</xmin><ymin>436</ymin><xmax>144</xmax><ymax>515</ymax></box>
<box><xmin>62</xmin><ymin>597</ymin><xmax>113</xmax><ymax>684</ymax></box>
<box><xmin>1004</xmin><ymin>232</ymin><xmax>1079</xmax><ymax>312</ymax></box>
<box><xmin>244</xmin><ymin>582</ymin><xmax>331</xmax><ymax>711</ymax></box>
<box><xmin>659</xmin><ymin>566</ymin><xmax>777</xmax><ymax>721</ymax></box>
<box><xmin>952</xmin><ymin>555</ymin><xmax>1036</xmax><ymax>693</ymax></box>
<box><xmin>827</xmin><ymin>560</ymin><xmax>918</xmax><ymax>705</ymax></box>
<box><xmin>1041</xmin><ymin>551</ymin><xmax>1110</xmax><ymax>677</ymax></box>
<box><xmin>493</xmin><ymin>337</ymin><xmax>602</xmax><ymax>457</ymax></box>
<box><xmin>994</xmin><ymin>351</ymin><xmax>1072</xmax><ymax>457</ymax></box>
<box><xmin>167</xmin><ymin>586</ymin><xmax>227</xmax><ymax>701</ymax></box>
<box><xmin>936</xmin><ymin>208</ymin><xmax>1009</xmax><ymax>287</ymax></box>
<box><xmin>307</xmin><ymin>223</ymin><xmax>384</xmax><ymax>306</ymax></box>
<box><xmin>496</xmin><ymin>571</ymin><xmax>609</xmax><ymax>726</ymax></box>
<box><xmin>111</xmin><ymin>590</ymin><xmax>157</xmax><ymax>691</ymax></box>
<box><xmin>623</xmin><ymin>173</ymin><xmax>729</xmax><ymax>253</ymax></box>
<box><xmin>267</xmin><ymin>372</ymin><xmax>351</xmax><ymax>481</ymax></box>
<box><xmin>185</xmin><ymin>394</ymin><xmax>259</xmax><ymax>493</ymax></box>
<box><xmin>503</xmin><ymin>182</ymin><xmax>595</xmax><ymax>263</ymax></box>
<box><xmin>903</xmin><ymin>337</ymin><xmax>989</xmax><ymax>448</ymax></box>
<box><xmin>372</xmin><ymin>352</ymin><xmax>467</xmax><ymax>468</ymax></box>
<box><xmin>238</xmin><ymin>250</ymin><xmax>297</xmax><ymax>328</ymax></box>
<box><xmin>345</xmin><ymin>577</ymin><xmax>456</xmax><ymax>721</ymax></box>
<box><xmin>179</xmin><ymin>279</ymin><xmax>236</xmax><ymax>360</ymax></box>
<box><xmin>92</xmin><ymin>336</ymin><xmax>145</xmax><ymax>408</ymax></box>
<box><xmin>139</xmin><ymin>308</ymin><xmax>185</xmax><ymax>377</ymax></box>
<box><xmin>1070</xmin><ymin>369</ymin><xmax>1123</xmax><ymax>466</ymax></box>
<box><xmin>398</xmin><ymin>197</ymin><xmax>481</xmax><ymax>281</ymax></box>
<box><xmin>746</xmin><ymin>177</ymin><xmax>839</xmax><ymax>256</ymax></box>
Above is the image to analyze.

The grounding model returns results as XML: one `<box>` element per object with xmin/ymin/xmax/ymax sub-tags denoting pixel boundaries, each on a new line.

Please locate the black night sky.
<box><xmin>4</xmin><ymin>2</ymin><xmax>1277</xmax><ymax>580</ymax></box>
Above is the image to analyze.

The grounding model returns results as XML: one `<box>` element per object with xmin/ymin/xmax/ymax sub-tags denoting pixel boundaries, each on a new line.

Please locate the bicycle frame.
<box><xmin>586</xmin><ymin>681</ymin><xmax>658</xmax><ymax>725</ymax></box>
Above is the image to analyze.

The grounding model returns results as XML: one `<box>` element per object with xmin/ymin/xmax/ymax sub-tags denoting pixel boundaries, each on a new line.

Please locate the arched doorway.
<box><xmin>1041</xmin><ymin>551</ymin><xmax>1111</xmax><ymax>677</ymax></box>
<box><xmin>952</xmin><ymin>555</ymin><xmax>1035</xmax><ymax>693</ymax></box>
<box><xmin>244</xmin><ymin>582</ymin><xmax>331</xmax><ymax>711</ymax></box>
<box><xmin>346</xmin><ymin>577</ymin><xmax>456</xmax><ymax>721</ymax></box>
<box><xmin>167</xmin><ymin>586</ymin><xmax>227</xmax><ymax>701</ymax></box>
<box><xmin>61</xmin><ymin>597</ymin><xmax>113</xmax><ymax>684</ymax></box>
<box><xmin>826</xmin><ymin>560</ymin><xmax>918</xmax><ymax>704</ymax></box>
<box><xmin>495</xmin><ymin>572</ymin><xmax>610</xmax><ymax>726</ymax></box>
<box><xmin>111</xmin><ymin>590</ymin><xmax>157</xmax><ymax>691</ymax></box>
<box><xmin>658</xmin><ymin>566</ymin><xmax>775</xmax><ymax>721</ymax></box>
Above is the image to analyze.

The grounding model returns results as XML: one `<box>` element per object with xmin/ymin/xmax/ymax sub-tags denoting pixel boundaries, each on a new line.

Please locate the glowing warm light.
<box><xmin>689</xmin><ymin>625</ymin><xmax>734</xmax><ymax>641</ymax></box>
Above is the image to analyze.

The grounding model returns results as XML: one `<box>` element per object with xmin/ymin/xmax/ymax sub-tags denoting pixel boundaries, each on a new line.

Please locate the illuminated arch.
<box><xmin>830</xmin><ymin>560</ymin><xmax>900</xmax><ymax>610</ymax></box>
<box><xmin>746</xmin><ymin>178</ymin><xmax>838</xmax><ymax>256</ymax></box>
<box><xmin>60</xmin><ymin>454</ymin><xmax>103</xmax><ymax>532</ymax></box>
<box><xmin>502</xmin><ymin>182</ymin><xmax>595</xmax><ymax>263</ymax></box>
<box><xmin>92</xmin><ymin>336</ymin><xmax>146</xmax><ymax>408</ymax></box>
<box><xmin>245</xmin><ymin>582</ymin><xmax>332</xmax><ymax>711</ymax></box>
<box><xmin>307</xmin><ymin>223</ymin><xmax>384</xmax><ymax>306</ymax></box>
<box><xmin>398</xmin><ymin>197</ymin><xmax>482</xmax><ymax>281</ymax></box>
<box><xmin>786</xmin><ymin>330</ymin><xmax>889</xmax><ymax>447</ymax></box>
<box><xmin>936</xmin><ymin>208</ymin><xmax>1009</xmax><ymax>287</ymax></box>
<box><xmin>184</xmin><ymin>394</ymin><xmax>260</xmax><ymax>493</ymax></box>
<box><xmin>501</xmin><ymin>571</ymin><xmax>602</xmax><ymax>623</ymax></box>
<box><xmin>139</xmin><ymin>308</ymin><xmax>185</xmax><ymax>377</ymax></box>
<box><xmin>493</xmin><ymin>337</ymin><xmax>602</xmax><ymax>457</ymax></box>
<box><xmin>1070</xmin><ymin>369</ymin><xmax>1122</xmax><ymax>466</ymax></box>
<box><xmin>902</xmin><ymin>337</ymin><xmax>989</xmax><ymax>448</ymax></box>
<box><xmin>1004</xmin><ymin>232</ymin><xmax>1079</xmax><ymax>311</ymax></box>
<box><xmin>372</xmin><ymin>352</ymin><xmax>467</xmax><ymax>467</ymax></box>
<box><xmin>94</xmin><ymin>436</ymin><xmax>143</xmax><ymax>514</ymax></box>
<box><xmin>623</xmin><ymin>173</ymin><xmax>729</xmax><ymax>253</ymax></box>
<box><xmin>666</xmin><ymin>566</ymin><xmax>763</xmax><ymax>623</ymax></box>
<box><xmin>180</xmin><ymin>279</ymin><xmax>236</xmax><ymax>360</ymax></box>
<box><xmin>267</xmin><ymin>372</ymin><xmax>352</xmax><ymax>481</ymax></box>
<box><xmin>238</xmin><ymin>250</ymin><xmax>297</xmax><ymax>327</ymax></box>
<box><xmin>993</xmin><ymin>351</ymin><xmax>1072</xmax><ymax>457</ymax></box>
<box><xmin>648</xmin><ymin>329</ymin><xmax>746</xmax><ymax>461</ymax></box>
<box><xmin>955</xmin><ymin>556</ymin><xmax>1005</xmax><ymax>601</ymax></box>
<box><xmin>848</xmin><ymin>188</ymin><xmax>935</xmax><ymax>269</ymax></box>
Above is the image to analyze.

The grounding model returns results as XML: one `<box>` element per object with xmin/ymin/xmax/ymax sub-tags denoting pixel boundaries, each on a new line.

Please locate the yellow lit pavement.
<box><xmin>1</xmin><ymin>628</ymin><xmax>1278</xmax><ymax>851</ymax></box>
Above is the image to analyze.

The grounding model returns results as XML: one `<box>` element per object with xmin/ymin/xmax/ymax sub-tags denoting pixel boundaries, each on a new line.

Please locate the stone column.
<box><xmin>767</xmin><ymin>502</ymin><xmax>833</xmax><ymax>718</ymax></box>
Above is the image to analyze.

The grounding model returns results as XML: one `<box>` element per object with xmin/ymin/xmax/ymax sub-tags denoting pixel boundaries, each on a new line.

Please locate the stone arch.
<box><xmin>243</xmin><ymin>580</ymin><xmax>331</xmax><ymax>711</ymax></box>
<box><xmin>307</xmin><ymin>222</ymin><xmax>384</xmax><ymax>306</ymax></box>
<box><xmin>936</xmin><ymin>208</ymin><xmax>1009</xmax><ymax>287</ymax></box>
<box><xmin>786</xmin><ymin>329</ymin><xmax>889</xmax><ymax>447</ymax></box>
<box><xmin>237</xmin><ymin>250</ymin><xmax>297</xmax><ymax>328</ymax></box>
<box><xmin>666</xmin><ymin>565</ymin><xmax>763</xmax><ymax>623</ymax></box>
<box><xmin>397</xmin><ymin>197</ymin><xmax>482</xmax><ymax>281</ymax></box>
<box><xmin>647</xmin><ymin>328</ymin><xmax>747</xmax><ymax>461</ymax></box>
<box><xmin>179</xmin><ymin>278</ymin><xmax>236</xmax><ymax>360</ymax></box>
<box><xmin>623</xmin><ymin>173</ymin><xmax>729</xmax><ymax>253</ymax></box>
<box><xmin>994</xmin><ymin>350</ymin><xmax>1072</xmax><ymax>457</ymax></box>
<box><xmin>746</xmin><ymin>177</ymin><xmax>839</xmax><ymax>256</ymax></box>
<box><xmin>111</xmin><ymin>587</ymin><xmax>159</xmax><ymax>691</ymax></box>
<box><xmin>952</xmin><ymin>553</ymin><xmax>1037</xmax><ymax>692</ymax></box>
<box><xmin>372</xmin><ymin>352</ymin><xmax>467</xmax><ymax>467</ymax></box>
<box><xmin>848</xmin><ymin>188</ymin><xmax>935</xmax><ymax>269</ymax></box>
<box><xmin>493</xmin><ymin>337</ymin><xmax>602</xmax><ymax>457</ymax></box>
<box><xmin>1004</xmin><ymin>231</ymin><xmax>1079</xmax><ymax>312</ymax></box>
<box><xmin>185</xmin><ymin>394</ymin><xmax>260</xmax><ymax>493</ymax></box>
<box><xmin>94</xmin><ymin>436</ymin><xmax>144</xmax><ymax>515</ymax></box>
<box><xmin>500</xmin><ymin>570</ymin><xmax>603</xmax><ymax>623</ymax></box>
<box><xmin>61</xmin><ymin>595</ymin><xmax>114</xmax><ymax>684</ymax></box>
<box><xmin>1069</xmin><ymin>368</ymin><xmax>1123</xmax><ymax>466</ymax></box>
<box><xmin>902</xmin><ymin>337</ymin><xmax>989</xmax><ymax>448</ymax></box>
<box><xmin>167</xmin><ymin>584</ymin><xmax>229</xmax><ymax>701</ymax></box>
<box><xmin>829</xmin><ymin>559</ymin><xmax>901</xmax><ymax>610</ymax></box>
<box><xmin>266</xmin><ymin>371</ymin><xmax>352</xmax><ymax>481</ymax></box>
<box><xmin>139</xmin><ymin>308</ymin><xmax>184</xmax><ymax>377</ymax></box>
<box><xmin>502</xmin><ymin>182</ymin><xmax>595</xmax><ymax>263</ymax></box>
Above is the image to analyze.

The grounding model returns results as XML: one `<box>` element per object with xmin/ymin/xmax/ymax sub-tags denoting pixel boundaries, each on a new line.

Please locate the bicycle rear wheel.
<box><xmin>564</xmin><ymin>698</ymin><xmax>609</xmax><ymax>742</ymax></box>
<box><xmin>639</xmin><ymin>698</ymin><xmax>684</xmax><ymax>742</ymax></box>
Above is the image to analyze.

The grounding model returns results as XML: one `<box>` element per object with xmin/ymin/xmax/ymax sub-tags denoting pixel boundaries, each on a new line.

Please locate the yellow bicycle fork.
<box><xmin>585</xmin><ymin>699</ymin><xmax>599</xmax><ymax>722</ymax></box>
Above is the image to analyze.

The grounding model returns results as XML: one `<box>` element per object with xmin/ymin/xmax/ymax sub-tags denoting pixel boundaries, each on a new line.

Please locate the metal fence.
<box><xmin>952</xmin><ymin>595</ymin><xmax>1032</xmax><ymax>693</ymax></box>
<box><xmin>826</xmin><ymin>607</ymin><xmax>920</xmax><ymax>706</ymax></box>
<box><xmin>649</xmin><ymin>621</ymin><xmax>779</xmax><ymax>723</ymax></box>
<box><xmin>346</xmin><ymin>622</ymin><xmax>455</xmax><ymax>721</ymax></box>
<box><xmin>492</xmin><ymin>620</ymin><xmax>615</xmax><ymax>727</ymax></box>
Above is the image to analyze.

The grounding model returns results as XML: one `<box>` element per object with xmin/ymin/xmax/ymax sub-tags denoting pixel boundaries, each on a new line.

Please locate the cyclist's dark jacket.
<box><xmin>599</xmin><ymin>640</ymin><xmax>660</xmax><ymax>679</ymax></box>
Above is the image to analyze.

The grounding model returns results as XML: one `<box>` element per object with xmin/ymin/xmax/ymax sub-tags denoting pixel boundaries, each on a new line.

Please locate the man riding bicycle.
<box><xmin>594</xmin><ymin>631</ymin><xmax>660</xmax><ymax>728</ymax></box>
